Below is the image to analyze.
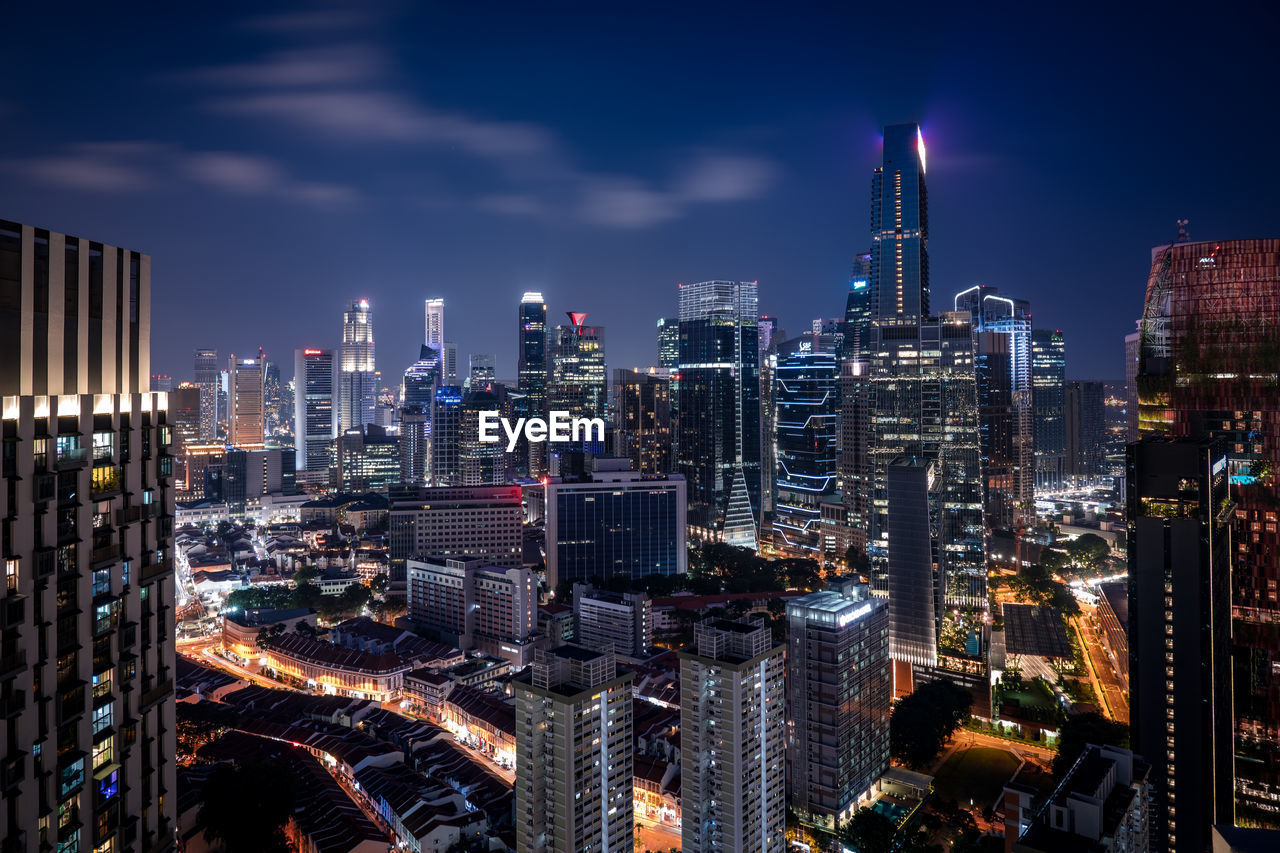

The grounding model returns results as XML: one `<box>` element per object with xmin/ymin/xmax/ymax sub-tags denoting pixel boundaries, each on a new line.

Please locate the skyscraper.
<box><xmin>402</xmin><ymin>344</ymin><xmax>441</xmax><ymax>409</ymax></box>
<box><xmin>263</xmin><ymin>358</ymin><xmax>282</xmax><ymax>436</ymax></box>
<box><xmin>1135</xmin><ymin>236</ymin><xmax>1280</xmax><ymax>826</ymax></box>
<box><xmin>680</xmin><ymin>619</ymin><xmax>787</xmax><ymax>853</ymax></box>
<box><xmin>1124</xmin><ymin>325</ymin><xmax>1141</xmax><ymax>444</ymax></box>
<box><xmin>544</xmin><ymin>458</ymin><xmax>687</xmax><ymax>589</ymax></box>
<box><xmin>676</xmin><ymin>280</ymin><xmax>761</xmax><ymax>548</ymax></box>
<box><xmin>786</xmin><ymin>581</ymin><xmax>891</xmax><ymax>831</ymax></box>
<box><xmin>656</xmin><ymin>316</ymin><xmax>679</xmax><ymax>369</ymax></box>
<box><xmin>467</xmin><ymin>353</ymin><xmax>496</xmax><ymax>389</ymax></box>
<box><xmin>955</xmin><ymin>285</ymin><xmax>1034</xmax><ymax>529</ymax></box>
<box><xmin>887</xmin><ymin>454</ymin><xmax>938</xmax><ymax>668</ymax></box>
<box><xmin>194</xmin><ymin>346</ymin><xmax>219</xmax><ymax>440</ymax></box>
<box><xmin>443</xmin><ymin>341</ymin><xmax>458</xmax><ymax>385</ymax></box>
<box><xmin>547</xmin><ymin>314</ymin><xmax>606</xmax><ymax>422</ymax></box>
<box><xmin>429</xmin><ymin>385</ymin><xmax>463</xmax><ymax>486</ymax></box>
<box><xmin>339</xmin><ymin>298</ymin><xmax>376</xmax><ymax>433</ymax></box>
<box><xmin>458</xmin><ymin>385</ymin><xmax>512</xmax><ymax>485</ymax></box>
<box><xmin>424</xmin><ymin>297</ymin><xmax>444</xmax><ymax>353</ymax></box>
<box><xmin>227</xmin><ymin>354</ymin><xmax>265</xmax><ymax>449</ymax></box>
<box><xmin>1128</xmin><ymin>437</ymin><xmax>1233</xmax><ymax>853</ymax></box>
<box><xmin>773</xmin><ymin>332</ymin><xmax>840</xmax><ymax>554</ymax></box>
<box><xmin>518</xmin><ymin>292</ymin><xmax>547</xmax><ymax>407</ymax></box>
<box><xmin>870</xmin><ymin>122</ymin><xmax>929</xmax><ymax>319</ymax></box>
<box><xmin>0</xmin><ymin>219</ymin><xmax>175</xmax><ymax>851</ymax></box>
<box><xmin>1032</xmin><ymin>329</ymin><xmax>1067</xmax><ymax>492</ymax></box>
<box><xmin>612</xmin><ymin>368</ymin><xmax>672</xmax><ymax>474</ymax></box>
<box><xmin>514</xmin><ymin>647</ymin><xmax>634</xmax><ymax>853</ymax></box>
<box><xmin>293</xmin><ymin>348</ymin><xmax>336</xmax><ymax>474</ymax></box>
<box><xmin>1065</xmin><ymin>379</ymin><xmax>1106</xmax><ymax>487</ymax></box>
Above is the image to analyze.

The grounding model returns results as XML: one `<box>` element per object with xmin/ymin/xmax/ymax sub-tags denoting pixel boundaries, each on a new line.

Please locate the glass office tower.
<box><xmin>773</xmin><ymin>333</ymin><xmax>840</xmax><ymax>554</ymax></box>
<box><xmin>676</xmin><ymin>280</ymin><xmax>761</xmax><ymax>548</ymax></box>
<box><xmin>339</xmin><ymin>298</ymin><xmax>376</xmax><ymax>433</ymax></box>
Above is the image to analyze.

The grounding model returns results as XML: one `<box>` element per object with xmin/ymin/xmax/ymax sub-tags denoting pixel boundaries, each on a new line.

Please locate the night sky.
<box><xmin>4</xmin><ymin>2</ymin><xmax>1278</xmax><ymax>384</ymax></box>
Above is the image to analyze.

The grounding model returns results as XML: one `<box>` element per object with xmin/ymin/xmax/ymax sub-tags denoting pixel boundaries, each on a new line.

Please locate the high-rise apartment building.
<box><xmin>1128</xmin><ymin>437</ymin><xmax>1232</xmax><ymax>853</ymax></box>
<box><xmin>339</xmin><ymin>298</ymin><xmax>376</xmax><ymax>433</ymax></box>
<box><xmin>399</xmin><ymin>406</ymin><xmax>430</xmax><ymax>486</ymax></box>
<box><xmin>1134</xmin><ymin>236</ymin><xmax>1280</xmax><ymax>828</ymax></box>
<box><xmin>547</xmin><ymin>315</ymin><xmax>606</xmax><ymax>422</ymax></box>
<box><xmin>676</xmin><ymin>280</ymin><xmax>761</xmax><ymax>548</ymax></box>
<box><xmin>680</xmin><ymin>619</ymin><xmax>787</xmax><ymax>853</ymax></box>
<box><xmin>870</xmin><ymin>123</ymin><xmax>929</xmax><ymax>320</ymax></box>
<box><xmin>424</xmin><ymin>297</ymin><xmax>445</xmax><ymax>354</ymax></box>
<box><xmin>1006</xmin><ymin>745</ymin><xmax>1152</xmax><ymax>853</ymax></box>
<box><xmin>773</xmin><ymin>333</ymin><xmax>840</xmax><ymax>554</ymax></box>
<box><xmin>759</xmin><ymin>315</ymin><xmax>782</xmax><ymax>518</ymax></box>
<box><xmin>406</xmin><ymin>558</ymin><xmax>537</xmax><ymax>665</ymax></box>
<box><xmin>194</xmin><ymin>347</ymin><xmax>218</xmax><ymax>441</ymax></box>
<box><xmin>1065</xmin><ymin>380</ymin><xmax>1106</xmax><ymax>487</ymax></box>
<box><xmin>955</xmin><ymin>285</ymin><xmax>1033</xmax><ymax>530</ymax></box>
<box><xmin>544</xmin><ymin>458</ymin><xmax>686</xmax><ymax>590</ymax></box>
<box><xmin>571</xmin><ymin>584</ymin><xmax>652</xmax><ymax>658</ymax></box>
<box><xmin>514</xmin><ymin>647</ymin><xmax>634</xmax><ymax>853</ymax></box>
<box><xmin>0</xmin><ymin>219</ymin><xmax>175</xmax><ymax>852</ymax></box>
<box><xmin>786</xmin><ymin>581</ymin><xmax>891</xmax><ymax>831</ymax></box>
<box><xmin>227</xmin><ymin>354</ymin><xmax>265</xmax><ymax>449</ymax></box>
<box><xmin>293</xmin><ymin>348</ymin><xmax>336</xmax><ymax>475</ymax></box>
<box><xmin>1032</xmin><ymin>329</ymin><xmax>1067</xmax><ymax>492</ymax></box>
<box><xmin>612</xmin><ymin>368</ymin><xmax>672</xmax><ymax>474</ymax></box>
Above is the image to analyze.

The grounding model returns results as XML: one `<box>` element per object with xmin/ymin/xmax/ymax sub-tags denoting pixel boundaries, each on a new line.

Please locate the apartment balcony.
<box><xmin>140</xmin><ymin>559</ymin><xmax>172</xmax><ymax>584</ymax></box>
<box><xmin>55</xmin><ymin>448</ymin><xmax>89</xmax><ymax>470</ymax></box>
<box><xmin>0</xmin><ymin>651</ymin><xmax>27</xmax><ymax>681</ymax></box>
<box><xmin>0</xmin><ymin>593</ymin><xmax>25</xmax><ymax>630</ymax></box>
<box><xmin>91</xmin><ymin>545</ymin><xmax>121</xmax><ymax>570</ymax></box>
<box><xmin>33</xmin><ymin>547</ymin><xmax>56</xmax><ymax>579</ymax></box>
<box><xmin>139</xmin><ymin>679</ymin><xmax>173</xmax><ymax>713</ymax></box>
<box><xmin>0</xmin><ymin>690</ymin><xmax>25</xmax><ymax>719</ymax></box>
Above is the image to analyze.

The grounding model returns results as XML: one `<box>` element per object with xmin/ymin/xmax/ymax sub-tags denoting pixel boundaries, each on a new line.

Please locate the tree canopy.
<box><xmin>197</xmin><ymin>759</ymin><xmax>297</xmax><ymax>853</ymax></box>
<box><xmin>1052</xmin><ymin>711</ymin><xmax>1129</xmax><ymax>779</ymax></box>
<box><xmin>890</xmin><ymin>679</ymin><xmax>974</xmax><ymax>769</ymax></box>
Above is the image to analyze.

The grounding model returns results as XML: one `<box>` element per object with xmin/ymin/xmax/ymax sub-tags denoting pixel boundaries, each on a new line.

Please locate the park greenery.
<box><xmin>839</xmin><ymin>807</ymin><xmax>941</xmax><ymax>853</ymax></box>
<box><xmin>890</xmin><ymin>679</ymin><xmax>974</xmax><ymax>769</ymax></box>
<box><xmin>224</xmin><ymin>578</ymin><xmax>372</xmax><ymax>622</ymax></box>
<box><xmin>1052</xmin><ymin>711</ymin><xmax>1129</xmax><ymax>779</ymax></box>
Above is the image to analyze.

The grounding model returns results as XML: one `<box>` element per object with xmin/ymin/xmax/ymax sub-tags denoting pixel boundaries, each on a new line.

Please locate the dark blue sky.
<box><xmin>4</xmin><ymin>2</ymin><xmax>1278</xmax><ymax>383</ymax></box>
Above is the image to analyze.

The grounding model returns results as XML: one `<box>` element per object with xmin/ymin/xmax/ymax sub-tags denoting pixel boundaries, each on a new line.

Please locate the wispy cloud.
<box><xmin>181</xmin><ymin>44</ymin><xmax>387</xmax><ymax>89</ymax></box>
<box><xmin>240</xmin><ymin>9</ymin><xmax>369</xmax><ymax>35</ymax></box>
<box><xmin>6</xmin><ymin>142</ymin><xmax>357</xmax><ymax>207</ymax></box>
<box><xmin>173</xmin><ymin>23</ymin><xmax>779</xmax><ymax>229</ymax></box>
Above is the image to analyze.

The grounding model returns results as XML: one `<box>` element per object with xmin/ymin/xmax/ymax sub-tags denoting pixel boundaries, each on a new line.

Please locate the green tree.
<box><xmin>890</xmin><ymin>679</ymin><xmax>974</xmax><ymax>769</ymax></box>
<box><xmin>1065</xmin><ymin>533</ymin><xmax>1111</xmax><ymax>572</ymax></box>
<box><xmin>840</xmin><ymin>807</ymin><xmax>896</xmax><ymax>853</ymax></box>
<box><xmin>197</xmin><ymin>760</ymin><xmax>297</xmax><ymax>852</ymax></box>
<box><xmin>1052</xmin><ymin>711</ymin><xmax>1129</xmax><ymax>779</ymax></box>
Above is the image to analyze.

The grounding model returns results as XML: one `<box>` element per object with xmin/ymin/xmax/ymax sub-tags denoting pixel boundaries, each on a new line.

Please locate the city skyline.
<box><xmin>6</xmin><ymin>4</ymin><xmax>1278</xmax><ymax>384</ymax></box>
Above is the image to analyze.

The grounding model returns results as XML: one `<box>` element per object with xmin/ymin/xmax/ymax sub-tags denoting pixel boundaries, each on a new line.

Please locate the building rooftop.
<box><xmin>1003</xmin><ymin>603</ymin><xmax>1073</xmax><ymax>659</ymax></box>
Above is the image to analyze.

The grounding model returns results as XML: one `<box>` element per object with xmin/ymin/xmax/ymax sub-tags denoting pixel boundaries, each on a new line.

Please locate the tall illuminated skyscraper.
<box><xmin>339</xmin><ymin>298</ymin><xmax>376</xmax><ymax>433</ymax></box>
<box><xmin>870</xmin><ymin>123</ymin><xmax>929</xmax><ymax>319</ymax></box>
<box><xmin>547</xmin><ymin>314</ymin><xmax>606</xmax><ymax>422</ymax></box>
<box><xmin>955</xmin><ymin>285</ymin><xmax>1033</xmax><ymax>530</ymax></box>
<box><xmin>227</xmin><ymin>353</ymin><xmax>265</xmax><ymax>449</ymax></box>
<box><xmin>402</xmin><ymin>344</ymin><xmax>441</xmax><ymax>409</ymax></box>
<box><xmin>194</xmin><ymin>346</ymin><xmax>218</xmax><ymax>440</ymax></box>
<box><xmin>424</xmin><ymin>297</ymin><xmax>444</xmax><ymax>352</ymax></box>
<box><xmin>518</xmin><ymin>292</ymin><xmax>547</xmax><ymax>406</ymax></box>
<box><xmin>0</xmin><ymin>219</ymin><xmax>176</xmax><ymax>851</ymax></box>
<box><xmin>1135</xmin><ymin>236</ymin><xmax>1280</xmax><ymax>826</ymax></box>
<box><xmin>773</xmin><ymin>332</ymin><xmax>840</xmax><ymax>554</ymax></box>
<box><xmin>676</xmin><ymin>280</ymin><xmax>761</xmax><ymax>548</ymax></box>
<box><xmin>293</xmin><ymin>348</ymin><xmax>336</xmax><ymax>474</ymax></box>
<box><xmin>1032</xmin><ymin>329</ymin><xmax>1067</xmax><ymax>491</ymax></box>
<box><xmin>656</xmin><ymin>316</ymin><xmax>679</xmax><ymax>369</ymax></box>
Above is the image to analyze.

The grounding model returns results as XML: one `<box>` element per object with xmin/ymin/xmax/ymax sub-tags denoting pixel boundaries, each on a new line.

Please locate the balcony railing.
<box><xmin>90</xmin><ymin>545</ymin><xmax>120</xmax><ymax>569</ymax></box>
<box><xmin>140</xmin><ymin>560</ymin><xmax>171</xmax><ymax>584</ymax></box>
<box><xmin>54</xmin><ymin>448</ymin><xmax>88</xmax><ymax>470</ymax></box>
